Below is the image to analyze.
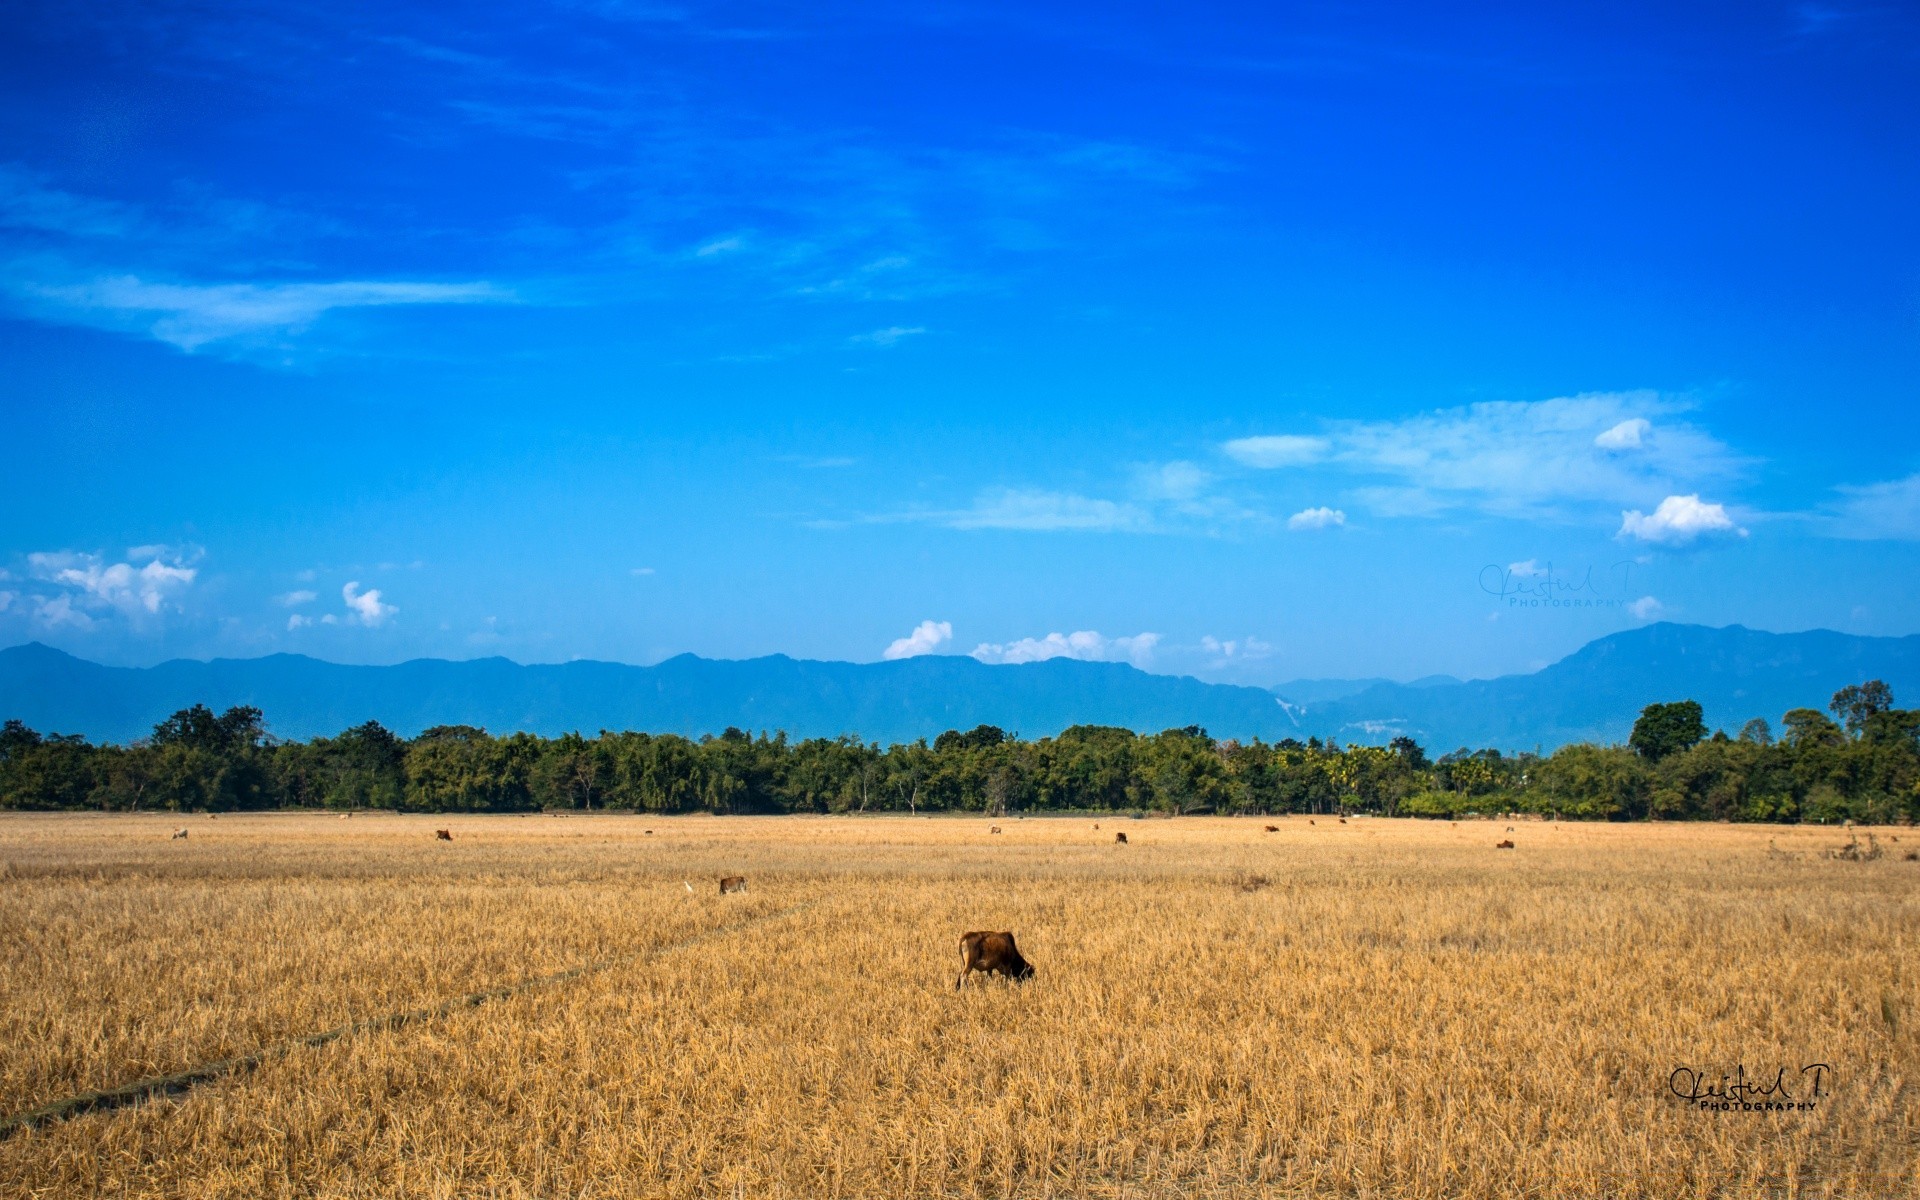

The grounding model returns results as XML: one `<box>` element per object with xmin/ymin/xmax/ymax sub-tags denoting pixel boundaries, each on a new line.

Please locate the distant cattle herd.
<box><xmin>154</xmin><ymin>813</ymin><xmax>1546</xmax><ymax>992</ymax></box>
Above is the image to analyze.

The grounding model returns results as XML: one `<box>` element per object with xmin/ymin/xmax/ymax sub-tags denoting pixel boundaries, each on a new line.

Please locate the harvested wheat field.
<box><xmin>0</xmin><ymin>812</ymin><xmax>1915</xmax><ymax>1199</ymax></box>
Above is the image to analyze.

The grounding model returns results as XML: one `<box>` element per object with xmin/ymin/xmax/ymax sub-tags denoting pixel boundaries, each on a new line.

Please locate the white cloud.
<box><xmin>1617</xmin><ymin>494</ymin><xmax>1747</xmax><ymax>545</ymax></box>
<box><xmin>848</xmin><ymin>325</ymin><xmax>926</xmax><ymax>347</ymax></box>
<box><xmin>1201</xmin><ymin>635</ymin><xmax>1274</xmax><ymax>661</ymax></box>
<box><xmin>1628</xmin><ymin>596</ymin><xmax>1664</xmax><ymax>620</ymax></box>
<box><xmin>287</xmin><ymin>613</ymin><xmax>312</xmax><ymax>630</ymax></box>
<box><xmin>1287</xmin><ymin>506</ymin><xmax>1346</xmax><ymax>531</ymax></box>
<box><xmin>277</xmin><ymin>589</ymin><xmax>318</xmax><ymax>606</ymax></box>
<box><xmin>26</xmin><ymin>548</ymin><xmax>198</xmax><ymax>617</ymax></box>
<box><xmin>0</xmin><ymin>590</ymin><xmax>14</xmax><ymax>613</ymax></box>
<box><xmin>18</xmin><ymin>275</ymin><xmax>511</xmax><ymax>350</ymax></box>
<box><xmin>629</xmin><ymin>567</ymin><xmax>657</xmax><ymax>576</ymax></box>
<box><xmin>1222</xmin><ymin>435</ymin><xmax>1329</xmax><ymax>468</ymax></box>
<box><xmin>1594</xmin><ymin>418</ymin><xmax>1651</xmax><ymax>450</ymax></box>
<box><xmin>943</xmin><ymin>488</ymin><xmax>1150</xmax><ymax>532</ymax></box>
<box><xmin>342</xmin><ymin>581</ymin><xmax>397</xmax><ymax>626</ymax></box>
<box><xmin>694</xmin><ymin>235</ymin><xmax>745</xmax><ymax>257</ymax></box>
<box><xmin>883</xmin><ymin>619</ymin><xmax>953</xmax><ymax>660</ymax></box>
<box><xmin>971</xmin><ymin>630</ymin><xmax>1161</xmax><ymax>666</ymax></box>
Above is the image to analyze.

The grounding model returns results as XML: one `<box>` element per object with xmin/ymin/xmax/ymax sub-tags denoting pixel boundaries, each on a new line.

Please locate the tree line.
<box><xmin>2</xmin><ymin>681</ymin><xmax>1916</xmax><ymax>822</ymax></box>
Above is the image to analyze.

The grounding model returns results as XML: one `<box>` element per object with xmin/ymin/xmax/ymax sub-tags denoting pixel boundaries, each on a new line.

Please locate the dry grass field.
<box><xmin>0</xmin><ymin>811</ymin><xmax>1915</xmax><ymax>1199</ymax></box>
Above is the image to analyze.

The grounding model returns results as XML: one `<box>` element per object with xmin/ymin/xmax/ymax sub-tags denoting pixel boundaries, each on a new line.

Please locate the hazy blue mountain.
<box><xmin>1285</xmin><ymin>623</ymin><xmax>1920</xmax><ymax>751</ymax></box>
<box><xmin>0</xmin><ymin>642</ymin><xmax>1298</xmax><ymax>745</ymax></box>
<box><xmin>1271</xmin><ymin>674</ymin><xmax>1463</xmax><ymax>704</ymax></box>
<box><xmin>2</xmin><ymin>623</ymin><xmax>1915</xmax><ymax>751</ymax></box>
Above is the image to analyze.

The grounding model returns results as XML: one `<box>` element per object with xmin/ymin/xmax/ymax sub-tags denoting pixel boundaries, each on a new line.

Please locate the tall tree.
<box><xmin>1629</xmin><ymin>701</ymin><xmax>1706</xmax><ymax>762</ymax></box>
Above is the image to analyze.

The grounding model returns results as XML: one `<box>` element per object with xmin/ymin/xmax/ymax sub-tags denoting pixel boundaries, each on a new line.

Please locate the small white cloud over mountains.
<box><xmin>1617</xmin><ymin>494</ymin><xmax>1746</xmax><ymax>545</ymax></box>
<box><xmin>971</xmin><ymin>629</ymin><xmax>1160</xmax><ymax>666</ymax></box>
<box><xmin>342</xmin><ymin>581</ymin><xmax>396</xmax><ymax>626</ymax></box>
<box><xmin>884</xmin><ymin>619</ymin><xmax>952</xmax><ymax>659</ymax></box>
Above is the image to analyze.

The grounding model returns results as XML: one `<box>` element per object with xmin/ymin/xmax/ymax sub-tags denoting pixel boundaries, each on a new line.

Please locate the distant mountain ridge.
<box><xmin>1276</xmin><ymin>623</ymin><xmax>1920</xmax><ymax>750</ymax></box>
<box><xmin>2</xmin><ymin>623</ymin><xmax>1916</xmax><ymax>752</ymax></box>
<box><xmin>0</xmin><ymin>643</ymin><xmax>1298</xmax><ymax>746</ymax></box>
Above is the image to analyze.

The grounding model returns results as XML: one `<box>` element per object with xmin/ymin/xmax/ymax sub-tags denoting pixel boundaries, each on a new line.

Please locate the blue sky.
<box><xmin>2</xmin><ymin>0</ymin><xmax>1917</xmax><ymax>685</ymax></box>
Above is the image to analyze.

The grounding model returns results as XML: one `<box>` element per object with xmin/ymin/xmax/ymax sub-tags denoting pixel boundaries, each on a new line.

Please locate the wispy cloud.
<box><xmin>971</xmin><ymin>629</ymin><xmax>1161</xmax><ymax>666</ymax></box>
<box><xmin>1225</xmin><ymin>392</ymin><xmax>1747</xmax><ymax>523</ymax></box>
<box><xmin>848</xmin><ymin>325</ymin><xmax>925</xmax><ymax>347</ymax></box>
<box><xmin>883</xmin><ymin>619</ymin><xmax>952</xmax><ymax>660</ymax></box>
<box><xmin>18</xmin><ymin>275</ymin><xmax>511</xmax><ymax>350</ymax></box>
<box><xmin>1222</xmin><ymin>435</ymin><xmax>1329</xmax><ymax>468</ymax></box>
<box><xmin>940</xmin><ymin>489</ymin><xmax>1153</xmax><ymax>533</ymax></box>
<box><xmin>1820</xmin><ymin>473</ymin><xmax>1920</xmax><ymax>540</ymax></box>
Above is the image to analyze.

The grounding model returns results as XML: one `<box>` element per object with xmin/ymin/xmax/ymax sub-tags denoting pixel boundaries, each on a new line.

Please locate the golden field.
<box><xmin>0</xmin><ymin>812</ymin><xmax>1915</xmax><ymax>1199</ymax></box>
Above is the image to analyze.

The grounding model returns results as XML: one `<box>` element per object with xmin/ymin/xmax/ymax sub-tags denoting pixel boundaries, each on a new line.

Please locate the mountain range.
<box><xmin>2</xmin><ymin>623</ymin><xmax>1916</xmax><ymax>752</ymax></box>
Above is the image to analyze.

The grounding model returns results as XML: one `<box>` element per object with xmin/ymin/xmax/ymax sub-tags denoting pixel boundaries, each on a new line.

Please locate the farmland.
<box><xmin>0</xmin><ymin>812</ymin><xmax>1915</xmax><ymax>1198</ymax></box>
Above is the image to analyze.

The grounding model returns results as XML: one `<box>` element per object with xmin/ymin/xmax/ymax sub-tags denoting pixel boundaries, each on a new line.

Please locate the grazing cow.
<box><xmin>171</xmin><ymin>827</ymin><xmax>189</xmax><ymax>840</ymax></box>
<box><xmin>719</xmin><ymin>875</ymin><xmax>748</xmax><ymax>894</ymax></box>
<box><xmin>990</xmin><ymin>826</ymin><xmax>1001</xmax><ymax>834</ymax></box>
<box><xmin>1339</xmin><ymin>818</ymin><xmax>1348</xmax><ymax>824</ymax></box>
<box><xmin>1114</xmin><ymin>831</ymin><xmax>1128</xmax><ymax>844</ymax></box>
<box><xmin>956</xmin><ymin>930</ymin><xmax>1035</xmax><ymax>990</ymax></box>
<box><xmin>435</xmin><ymin>829</ymin><xmax>452</xmax><ymax>841</ymax></box>
<box><xmin>1496</xmin><ymin>839</ymin><xmax>1515</xmax><ymax>849</ymax></box>
<box><xmin>1309</xmin><ymin>819</ymin><xmax>1316</xmax><ymax>826</ymax></box>
<box><xmin>644</xmin><ymin>829</ymin><xmax>654</xmax><ymax>835</ymax></box>
<box><xmin>1264</xmin><ymin>824</ymin><xmax>1280</xmax><ymax>833</ymax></box>
<box><xmin>1092</xmin><ymin>824</ymin><xmax>1099</xmax><ymax>830</ymax></box>
<box><xmin>1505</xmin><ymin>825</ymin><xmax>1515</xmax><ymax>832</ymax></box>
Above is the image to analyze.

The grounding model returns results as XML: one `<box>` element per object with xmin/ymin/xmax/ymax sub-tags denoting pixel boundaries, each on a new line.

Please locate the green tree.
<box><xmin>1830</xmin><ymin>680</ymin><xmax>1895</xmax><ymax>737</ymax></box>
<box><xmin>1629</xmin><ymin>701</ymin><xmax>1706</xmax><ymax>762</ymax></box>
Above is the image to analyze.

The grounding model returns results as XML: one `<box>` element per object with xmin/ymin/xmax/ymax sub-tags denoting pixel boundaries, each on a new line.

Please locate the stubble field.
<box><xmin>0</xmin><ymin>811</ymin><xmax>1915</xmax><ymax>1199</ymax></box>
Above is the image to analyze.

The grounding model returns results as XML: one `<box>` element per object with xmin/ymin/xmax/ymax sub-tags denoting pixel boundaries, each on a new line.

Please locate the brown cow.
<box><xmin>956</xmin><ymin>931</ymin><xmax>1035</xmax><ymax>990</ymax></box>
<box><xmin>719</xmin><ymin>875</ymin><xmax>748</xmax><ymax>894</ymax></box>
<box><xmin>435</xmin><ymin>829</ymin><xmax>452</xmax><ymax>841</ymax></box>
<box><xmin>1114</xmin><ymin>831</ymin><xmax>1128</xmax><ymax>844</ymax></box>
<box><xmin>1495</xmin><ymin>839</ymin><xmax>1515</xmax><ymax>849</ymax></box>
<box><xmin>1264</xmin><ymin>824</ymin><xmax>1280</xmax><ymax>833</ymax></box>
<box><xmin>989</xmin><ymin>826</ymin><xmax>1001</xmax><ymax>834</ymax></box>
